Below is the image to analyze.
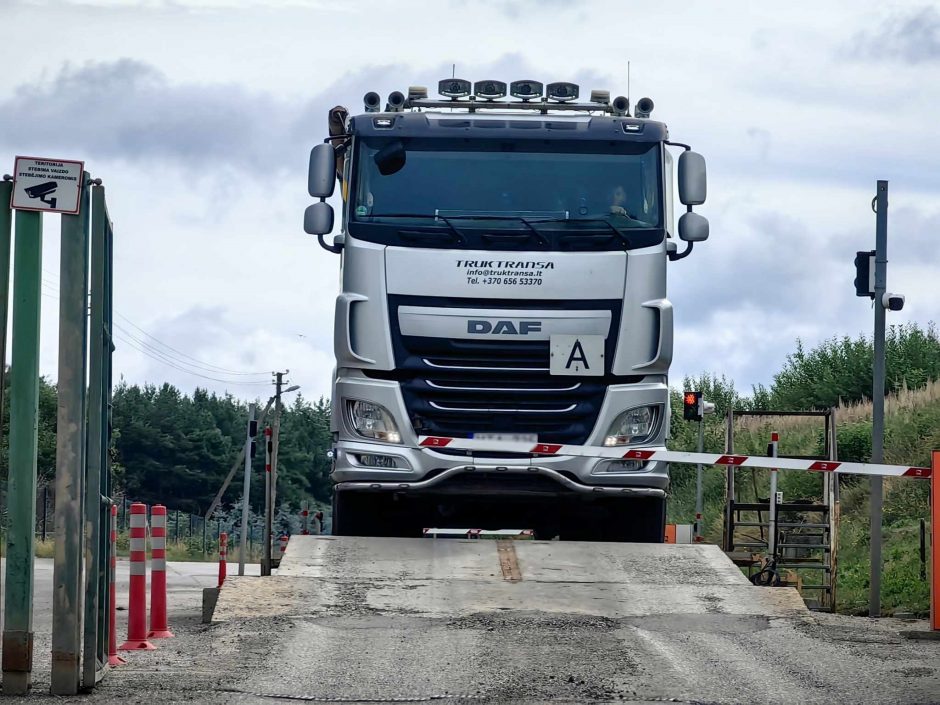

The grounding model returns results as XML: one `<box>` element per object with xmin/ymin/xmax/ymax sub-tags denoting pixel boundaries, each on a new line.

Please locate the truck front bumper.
<box><xmin>332</xmin><ymin>372</ymin><xmax>670</xmax><ymax>496</ymax></box>
<box><xmin>332</xmin><ymin>438</ymin><xmax>669</xmax><ymax>497</ymax></box>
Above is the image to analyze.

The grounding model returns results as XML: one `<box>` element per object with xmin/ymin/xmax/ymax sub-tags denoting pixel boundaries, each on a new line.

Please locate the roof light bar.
<box><xmin>474</xmin><ymin>79</ymin><xmax>507</xmax><ymax>100</ymax></box>
<box><xmin>439</xmin><ymin>78</ymin><xmax>471</xmax><ymax>99</ymax></box>
<box><xmin>509</xmin><ymin>79</ymin><xmax>543</xmax><ymax>101</ymax></box>
<box><xmin>547</xmin><ymin>82</ymin><xmax>579</xmax><ymax>102</ymax></box>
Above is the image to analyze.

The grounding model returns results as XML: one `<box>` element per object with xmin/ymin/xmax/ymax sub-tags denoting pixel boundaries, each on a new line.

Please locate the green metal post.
<box><xmin>51</xmin><ymin>175</ymin><xmax>90</xmax><ymax>695</ymax></box>
<box><xmin>2</xmin><ymin>209</ymin><xmax>43</xmax><ymax>695</ymax></box>
<box><xmin>83</xmin><ymin>184</ymin><xmax>112</xmax><ymax>688</ymax></box>
<box><xmin>0</xmin><ymin>179</ymin><xmax>13</xmax><ymax>605</ymax></box>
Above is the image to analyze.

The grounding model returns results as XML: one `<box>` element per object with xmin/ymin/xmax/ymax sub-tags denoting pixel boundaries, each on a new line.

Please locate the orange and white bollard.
<box><xmin>148</xmin><ymin>505</ymin><xmax>173</xmax><ymax>638</ymax></box>
<box><xmin>119</xmin><ymin>503</ymin><xmax>155</xmax><ymax>651</ymax></box>
<box><xmin>108</xmin><ymin>504</ymin><xmax>126</xmax><ymax>666</ymax></box>
<box><xmin>218</xmin><ymin>532</ymin><xmax>228</xmax><ymax>587</ymax></box>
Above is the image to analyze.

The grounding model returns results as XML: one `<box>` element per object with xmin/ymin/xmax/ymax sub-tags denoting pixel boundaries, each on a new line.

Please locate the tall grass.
<box><xmin>668</xmin><ymin>382</ymin><xmax>937</xmax><ymax>615</ymax></box>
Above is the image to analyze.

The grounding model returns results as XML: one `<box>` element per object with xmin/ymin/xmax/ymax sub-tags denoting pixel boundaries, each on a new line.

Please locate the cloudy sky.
<box><xmin>2</xmin><ymin>0</ymin><xmax>938</xmax><ymax>403</ymax></box>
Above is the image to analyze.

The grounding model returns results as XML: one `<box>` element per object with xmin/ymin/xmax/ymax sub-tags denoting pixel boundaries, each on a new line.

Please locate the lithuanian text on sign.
<box><xmin>10</xmin><ymin>156</ymin><xmax>84</xmax><ymax>214</ymax></box>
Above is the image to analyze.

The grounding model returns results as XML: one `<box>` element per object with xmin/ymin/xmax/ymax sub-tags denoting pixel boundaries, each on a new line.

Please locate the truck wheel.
<box><xmin>618</xmin><ymin>496</ymin><xmax>666</xmax><ymax>543</ymax></box>
<box><xmin>331</xmin><ymin>491</ymin><xmax>372</xmax><ymax>536</ymax></box>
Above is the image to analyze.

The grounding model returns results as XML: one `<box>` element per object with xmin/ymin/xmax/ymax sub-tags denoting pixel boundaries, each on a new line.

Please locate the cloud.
<box><xmin>847</xmin><ymin>6</ymin><xmax>940</xmax><ymax>64</ymax></box>
<box><xmin>0</xmin><ymin>59</ymin><xmax>404</xmax><ymax>176</ymax></box>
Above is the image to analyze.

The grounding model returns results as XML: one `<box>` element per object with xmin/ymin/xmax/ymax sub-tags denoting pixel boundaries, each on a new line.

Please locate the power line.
<box><xmin>113</xmin><ymin>333</ymin><xmax>272</xmax><ymax>387</ymax></box>
<box><xmin>112</xmin><ymin>322</ymin><xmax>269</xmax><ymax>377</ymax></box>
<box><xmin>40</xmin><ymin>273</ymin><xmax>270</xmax><ymax>377</ymax></box>
<box><xmin>113</xmin><ymin>312</ymin><xmax>270</xmax><ymax>376</ymax></box>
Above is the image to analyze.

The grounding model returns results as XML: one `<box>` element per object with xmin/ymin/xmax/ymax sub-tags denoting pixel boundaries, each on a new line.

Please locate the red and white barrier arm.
<box><xmin>417</xmin><ymin>436</ymin><xmax>931</xmax><ymax>479</ymax></box>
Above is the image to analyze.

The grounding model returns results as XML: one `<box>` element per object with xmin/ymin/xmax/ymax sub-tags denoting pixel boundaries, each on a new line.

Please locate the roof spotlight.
<box><xmin>363</xmin><ymin>91</ymin><xmax>381</xmax><ymax>113</ymax></box>
<box><xmin>611</xmin><ymin>95</ymin><xmax>630</xmax><ymax>116</ymax></box>
<box><xmin>589</xmin><ymin>89</ymin><xmax>610</xmax><ymax>105</ymax></box>
<box><xmin>438</xmin><ymin>78</ymin><xmax>471</xmax><ymax>98</ymax></box>
<box><xmin>546</xmin><ymin>82</ymin><xmax>579</xmax><ymax>102</ymax></box>
<box><xmin>385</xmin><ymin>91</ymin><xmax>405</xmax><ymax>112</ymax></box>
<box><xmin>635</xmin><ymin>97</ymin><xmax>654</xmax><ymax>118</ymax></box>
<box><xmin>474</xmin><ymin>79</ymin><xmax>507</xmax><ymax>100</ymax></box>
<box><xmin>509</xmin><ymin>79</ymin><xmax>543</xmax><ymax>101</ymax></box>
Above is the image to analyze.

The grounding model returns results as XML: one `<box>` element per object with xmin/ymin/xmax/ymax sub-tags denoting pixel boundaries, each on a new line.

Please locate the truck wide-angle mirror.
<box><xmin>309</xmin><ymin>144</ymin><xmax>336</xmax><ymax>198</ymax></box>
<box><xmin>678</xmin><ymin>151</ymin><xmax>707</xmax><ymax>206</ymax></box>
<box><xmin>304</xmin><ymin>201</ymin><xmax>334</xmax><ymax>235</ymax></box>
<box><xmin>678</xmin><ymin>211</ymin><xmax>709</xmax><ymax>242</ymax></box>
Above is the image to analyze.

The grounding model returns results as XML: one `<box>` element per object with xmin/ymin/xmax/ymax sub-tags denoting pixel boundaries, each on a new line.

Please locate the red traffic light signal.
<box><xmin>683</xmin><ymin>391</ymin><xmax>703</xmax><ymax>421</ymax></box>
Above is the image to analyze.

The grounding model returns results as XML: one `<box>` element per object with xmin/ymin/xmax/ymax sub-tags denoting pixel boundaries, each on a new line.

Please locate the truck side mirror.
<box><xmin>678</xmin><ymin>211</ymin><xmax>709</xmax><ymax>242</ymax></box>
<box><xmin>304</xmin><ymin>201</ymin><xmax>334</xmax><ymax>235</ymax></box>
<box><xmin>678</xmin><ymin>151</ymin><xmax>706</xmax><ymax>206</ymax></box>
<box><xmin>309</xmin><ymin>144</ymin><xmax>336</xmax><ymax>198</ymax></box>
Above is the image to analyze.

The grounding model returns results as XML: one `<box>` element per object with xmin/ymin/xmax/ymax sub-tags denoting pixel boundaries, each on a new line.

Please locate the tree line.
<box><xmin>0</xmin><ymin>322</ymin><xmax>936</xmax><ymax>514</ymax></box>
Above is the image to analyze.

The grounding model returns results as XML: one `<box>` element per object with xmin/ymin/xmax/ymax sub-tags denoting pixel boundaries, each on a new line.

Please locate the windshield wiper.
<box><xmin>530</xmin><ymin>217</ymin><xmax>632</xmax><ymax>248</ymax></box>
<box><xmin>362</xmin><ymin>213</ymin><xmax>467</xmax><ymax>243</ymax></box>
<box><xmin>438</xmin><ymin>215</ymin><xmax>549</xmax><ymax>247</ymax></box>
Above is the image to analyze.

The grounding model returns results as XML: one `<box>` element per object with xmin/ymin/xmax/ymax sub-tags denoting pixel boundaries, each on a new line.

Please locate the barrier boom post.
<box><xmin>932</xmin><ymin>450</ymin><xmax>939</xmax><ymax>632</ymax></box>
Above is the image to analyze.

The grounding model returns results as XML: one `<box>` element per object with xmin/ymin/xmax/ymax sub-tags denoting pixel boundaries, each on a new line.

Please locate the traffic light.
<box><xmin>683</xmin><ymin>391</ymin><xmax>703</xmax><ymax>421</ymax></box>
<box><xmin>248</xmin><ymin>419</ymin><xmax>259</xmax><ymax>457</ymax></box>
<box><xmin>854</xmin><ymin>250</ymin><xmax>875</xmax><ymax>298</ymax></box>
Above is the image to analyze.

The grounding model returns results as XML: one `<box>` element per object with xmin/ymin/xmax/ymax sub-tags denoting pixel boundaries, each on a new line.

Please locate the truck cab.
<box><xmin>305</xmin><ymin>79</ymin><xmax>709</xmax><ymax>541</ymax></box>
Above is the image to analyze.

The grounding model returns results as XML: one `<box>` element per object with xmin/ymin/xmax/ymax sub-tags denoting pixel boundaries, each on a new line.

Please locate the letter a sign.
<box><xmin>550</xmin><ymin>335</ymin><xmax>604</xmax><ymax>376</ymax></box>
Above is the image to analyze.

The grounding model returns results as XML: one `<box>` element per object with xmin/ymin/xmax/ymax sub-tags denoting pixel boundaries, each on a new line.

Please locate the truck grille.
<box><xmin>386</xmin><ymin>296</ymin><xmax>629</xmax><ymax>445</ymax></box>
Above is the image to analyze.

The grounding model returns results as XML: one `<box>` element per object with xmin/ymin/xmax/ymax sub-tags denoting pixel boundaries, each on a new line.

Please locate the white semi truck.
<box><xmin>304</xmin><ymin>78</ymin><xmax>709</xmax><ymax>541</ymax></box>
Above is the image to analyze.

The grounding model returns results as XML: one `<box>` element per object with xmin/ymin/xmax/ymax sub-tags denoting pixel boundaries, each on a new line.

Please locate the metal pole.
<box><xmin>271</xmin><ymin>372</ymin><xmax>284</xmax><ymax>520</ymax></box>
<box><xmin>51</xmin><ymin>178</ymin><xmax>90</xmax><ymax>694</ymax></box>
<box><xmin>695</xmin><ymin>419</ymin><xmax>704</xmax><ymax>541</ymax></box>
<box><xmin>870</xmin><ymin>180</ymin><xmax>888</xmax><ymax>618</ymax></box>
<box><xmin>2</xmin><ymin>209</ymin><xmax>43</xmax><ymax>695</ymax></box>
<box><xmin>723</xmin><ymin>408</ymin><xmax>735</xmax><ymax>552</ymax></box>
<box><xmin>204</xmin><ymin>396</ymin><xmax>275</xmax><ymax>521</ymax></box>
<box><xmin>238</xmin><ymin>403</ymin><xmax>256</xmax><ymax>576</ymax></box>
<box><xmin>262</xmin><ymin>425</ymin><xmax>273</xmax><ymax>576</ymax></box>
<box><xmin>768</xmin><ymin>432</ymin><xmax>779</xmax><ymax>560</ymax></box>
<box><xmin>41</xmin><ymin>486</ymin><xmax>47</xmax><ymax>542</ymax></box>
<box><xmin>83</xmin><ymin>182</ymin><xmax>109</xmax><ymax>688</ymax></box>
<box><xmin>0</xmin><ymin>179</ymin><xmax>14</xmax><ymax>606</ymax></box>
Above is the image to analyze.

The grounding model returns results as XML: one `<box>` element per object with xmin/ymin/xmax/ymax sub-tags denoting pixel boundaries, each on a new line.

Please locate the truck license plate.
<box><xmin>471</xmin><ymin>433</ymin><xmax>538</xmax><ymax>443</ymax></box>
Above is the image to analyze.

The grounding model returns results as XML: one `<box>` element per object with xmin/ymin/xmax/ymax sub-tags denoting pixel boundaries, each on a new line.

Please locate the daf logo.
<box><xmin>467</xmin><ymin>320</ymin><xmax>542</xmax><ymax>335</ymax></box>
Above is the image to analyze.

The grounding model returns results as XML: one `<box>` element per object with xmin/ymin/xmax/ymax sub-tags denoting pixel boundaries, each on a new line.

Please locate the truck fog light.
<box><xmin>346</xmin><ymin>400</ymin><xmax>402</xmax><ymax>443</ymax></box>
<box><xmin>603</xmin><ymin>406</ymin><xmax>656</xmax><ymax>446</ymax></box>
<box><xmin>595</xmin><ymin>459</ymin><xmax>647</xmax><ymax>473</ymax></box>
<box><xmin>356</xmin><ymin>453</ymin><xmax>399</xmax><ymax>468</ymax></box>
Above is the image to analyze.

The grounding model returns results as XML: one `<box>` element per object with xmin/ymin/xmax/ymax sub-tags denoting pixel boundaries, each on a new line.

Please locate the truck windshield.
<box><xmin>349</xmin><ymin>138</ymin><xmax>663</xmax><ymax>250</ymax></box>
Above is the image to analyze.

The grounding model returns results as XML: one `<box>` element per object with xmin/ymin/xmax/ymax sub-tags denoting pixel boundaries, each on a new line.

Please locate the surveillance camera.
<box><xmin>25</xmin><ymin>181</ymin><xmax>57</xmax><ymax>199</ymax></box>
<box><xmin>882</xmin><ymin>292</ymin><xmax>905</xmax><ymax>312</ymax></box>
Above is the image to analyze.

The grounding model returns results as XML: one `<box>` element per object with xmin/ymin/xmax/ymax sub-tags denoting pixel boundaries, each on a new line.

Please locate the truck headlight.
<box><xmin>603</xmin><ymin>406</ymin><xmax>656</xmax><ymax>446</ymax></box>
<box><xmin>346</xmin><ymin>400</ymin><xmax>402</xmax><ymax>443</ymax></box>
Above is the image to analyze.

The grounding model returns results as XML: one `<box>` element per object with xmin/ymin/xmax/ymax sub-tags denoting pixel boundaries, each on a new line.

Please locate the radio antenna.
<box><xmin>452</xmin><ymin>63</ymin><xmax>456</xmax><ymax>78</ymax></box>
<box><xmin>627</xmin><ymin>60</ymin><xmax>631</xmax><ymax>111</ymax></box>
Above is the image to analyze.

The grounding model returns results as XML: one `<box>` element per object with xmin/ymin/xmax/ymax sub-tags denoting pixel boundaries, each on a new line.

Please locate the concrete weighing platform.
<box><xmin>207</xmin><ymin>535</ymin><xmax>939</xmax><ymax>704</ymax></box>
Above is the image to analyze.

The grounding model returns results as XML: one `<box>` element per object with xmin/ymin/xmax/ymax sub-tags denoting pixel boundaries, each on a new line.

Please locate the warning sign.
<box><xmin>10</xmin><ymin>156</ymin><xmax>84</xmax><ymax>215</ymax></box>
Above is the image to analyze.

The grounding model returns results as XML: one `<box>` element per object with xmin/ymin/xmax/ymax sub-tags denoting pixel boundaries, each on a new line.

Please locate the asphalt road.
<box><xmin>2</xmin><ymin>541</ymin><xmax>939</xmax><ymax>703</ymax></box>
<box><xmin>0</xmin><ymin>556</ymin><xmax>258</xmax><ymax>698</ymax></box>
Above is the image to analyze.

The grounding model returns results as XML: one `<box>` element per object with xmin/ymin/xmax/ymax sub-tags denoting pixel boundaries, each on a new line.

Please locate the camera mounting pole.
<box><xmin>869</xmin><ymin>180</ymin><xmax>888</xmax><ymax>618</ymax></box>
